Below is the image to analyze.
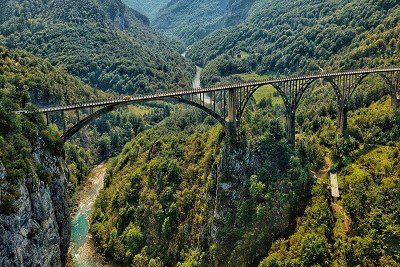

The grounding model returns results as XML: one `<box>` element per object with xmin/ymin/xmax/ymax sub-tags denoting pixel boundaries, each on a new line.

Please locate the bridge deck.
<box><xmin>16</xmin><ymin>68</ymin><xmax>400</xmax><ymax>114</ymax></box>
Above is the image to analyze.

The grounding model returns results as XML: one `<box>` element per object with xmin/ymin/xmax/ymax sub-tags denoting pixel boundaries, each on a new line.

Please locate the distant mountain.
<box><xmin>122</xmin><ymin>0</ymin><xmax>170</xmax><ymax>19</ymax></box>
<box><xmin>0</xmin><ymin>0</ymin><xmax>194</xmax><ymax>95</ymax></box>
<box><xmin>153</xmin><ymin>0</ymin><xmax>255</xmax><ymax>45</ymax></box>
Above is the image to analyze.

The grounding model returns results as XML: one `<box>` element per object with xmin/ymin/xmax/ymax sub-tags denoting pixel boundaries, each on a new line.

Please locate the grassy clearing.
<box><xmin>127</xmin><ymin>105</ymin><xmax>150</xmax><ymax>116</ymax></box>
<box><xmin>237</xmin><ymin>73</ymin><xmax>283</xmax><ymax>105</ymax></box>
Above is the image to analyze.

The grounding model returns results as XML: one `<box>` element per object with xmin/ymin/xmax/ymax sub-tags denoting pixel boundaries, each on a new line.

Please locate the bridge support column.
<box><xmin>338</xmin><ymin>103</ymin><xmax>348</xmax><ymax>135</ymax></box>
<box><xmin>76</xmin><ymin>109</ymin><xmax>80</xmax><ymax>122</ymax></box>
<box><xmin>45</xmin><ymin>113</ymin><xmax>50</xmax><ymax>125</ymax></box>
<box><xmin>381</xmin><ymin>72</ymin><xmax>400</xmax><ymax>109</ymax></box>
<box><xmin>226</xmin><ymin>88</ymin><xmax>238</xmax><ymax>137</ymax></box>
<box><xmin>272</xmin><ymin>78</ymin><xmax>316</xmax><ymax>146</ymax></box>
<box><xmin>326</xmin><ymin>74</ymin><xmax>368</xmax><ymax>137</ymax></box>
<box><xmin>286</xmin><ymin>109</ymin><xmax>296</xmax><ymax>145</ymax></box>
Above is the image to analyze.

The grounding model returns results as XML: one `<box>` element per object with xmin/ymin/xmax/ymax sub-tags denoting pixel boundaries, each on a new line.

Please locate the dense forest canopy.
<box><xmin>153</xmin><ymin>0</ymin><xmax>255</xmax><ymax>45</ymax></box>
<box><xmin>0</xmin><ymin>45</ymin><xmax>160</xmax><ymax>207</ymax></box>
<box><xmin>188</xmin><ymin>0</ymin><xmax>400</xmax><ymax>84</ymax></box>
<box><xmin>90</xmin><ymin>103</ymin><xmax>315</xmax><ymax>266</ymax></box>
<box><xmin>0</xmin><ymin>0</ymin><xmax>195</xmax><ymax>94</ymax></box>
<box><xmin>153</xmin><ymin>0</ymin><xmax>229</xmax><ymax>45</ymax></box>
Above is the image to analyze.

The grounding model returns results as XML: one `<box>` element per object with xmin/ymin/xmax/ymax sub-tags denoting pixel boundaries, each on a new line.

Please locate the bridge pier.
<box><xmin>225</xmin><ymin>88</ymin><xmax>238</xmax><ymax>138</ymax></box>
<box><xmin>272</xmin><ymin>79</ymin><xmax>315</xmax><ymax>146</ymax></box>
<box><xmin>338</xmin><ymin>103</ymin><xmax>348</xmax><ymax>135</ymax></box>
<box><xmin>45</xmin><ymin>113</ymin><xmax>50</xmax><ymax>125</ymax></box>
<box><xmin>326</xmin><ymin>74</ymin><xmax>368</xmax><ymax>137</ymax></box>
<box><xmin>227</xmin><ymin>89</ymin><xmax>237</xmax><ymax>125</ymax></box>
<box><xmin>286</xmin><ymin>109</ymin><xmax>296</xmax><ymax>145</ymax></box>
<box><xmin>76</xmin><ymin>109</ymin><xmax>80</xmax><ymax>122</ymax></box>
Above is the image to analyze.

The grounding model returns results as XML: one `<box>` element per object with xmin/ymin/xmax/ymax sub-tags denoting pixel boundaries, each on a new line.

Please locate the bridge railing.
<box><xmin>16</xmin><ymin>67</ymin><xmax>400</xmax><ymax>115</ymax></box>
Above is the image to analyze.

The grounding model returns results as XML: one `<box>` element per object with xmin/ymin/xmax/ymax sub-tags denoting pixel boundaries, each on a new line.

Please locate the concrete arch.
<box><xmin>61</xmin><ymin>96</ymin><xmax>227</xmax><ymax>141</ymax></box>
<box><xmin>61</xmin><ymin>104</ymin><xmax>118</xmax><ymax>141</ymax></box>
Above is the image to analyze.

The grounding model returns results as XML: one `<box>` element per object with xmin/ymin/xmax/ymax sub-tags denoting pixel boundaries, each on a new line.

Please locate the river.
<box><xmin>69</xmin><ymin>163</ymin><xmax>115</xmax><ymax>267</ymax></box>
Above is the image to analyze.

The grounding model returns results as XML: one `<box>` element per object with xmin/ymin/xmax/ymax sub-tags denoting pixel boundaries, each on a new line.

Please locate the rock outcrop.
<box><xmin>0</xmin><ymin>149</ymin><xmax>70</xmax><ymax>267</ymax></box>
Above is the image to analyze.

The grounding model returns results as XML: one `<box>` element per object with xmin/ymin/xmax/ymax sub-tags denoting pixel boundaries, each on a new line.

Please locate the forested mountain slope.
<box><xmin>89</xmin><ymin>68</ymin><xmax>400</xmax><ymax>266</ymax></box>
<box><xmin>90</xmin><ymin>105</ymin><xmax>314</xmax><ymax>266</ymax></box>
<box><xmin>0</xmin><ymin>0</ymin><xmax>194</xmax><ymax>94</ymax></box>
<box><xmin>122</xmin><ymin>0</ymin><xmax>170</xmax><ymax>19</ymax></box>
<box><xmin>261</xmin><ymin>92</ymin><xmax>400</xmax><ymax>266</ymax></box>
<box><xmin>153</xmin><ymin>0</ymin><xmax>255</xmax><ymax>45</ymax></box>
<box><xmin>188</xmin><ymin>0</ymin><xmax>400</xmax><ymax>83</ymax></box>
<box><xmin>0</xmin><ymin>46</ymin><xmax>106</xmax><ymax>107</ymax></box>
<box><xmin>153</xmin><ymin>0</ymin><xmax>229</xmax><ymax>45</ymax></box>
<box><xmin>86</xmin><ymin>1</ymin><xmax>400</xmax><ymax>266</ymax></box>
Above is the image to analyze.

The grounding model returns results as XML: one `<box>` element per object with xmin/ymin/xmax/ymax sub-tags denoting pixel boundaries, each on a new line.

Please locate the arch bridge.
<box><xmin>17</xmin><ymin>68</ymin><xmax>400</xmax><ymax>143</ymax></box>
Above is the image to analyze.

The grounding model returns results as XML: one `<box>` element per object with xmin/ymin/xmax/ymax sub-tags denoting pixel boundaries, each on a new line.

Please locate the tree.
<box><xmin>121</xmin><ymin>223</ymin><xmax>144</xmax><ymax>254</ymax></box>
<box><xmin>300</xmin><ymin>233</ymin><xmax>330</xmax><ymax>267</ymax></box>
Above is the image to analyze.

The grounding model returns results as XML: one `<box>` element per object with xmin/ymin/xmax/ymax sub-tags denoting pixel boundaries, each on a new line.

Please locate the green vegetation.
<box><xmin>84</xmin><ymin>1</ymin><xmax>400</xmax><ymax>265</ymax></box>
<box><xmin>90</xmin><ymin>98</ymin><xmax>317</xmax><ymax>265</ymax></box>
<box><xmin>261</xmin><ymin>144</ymin><xmax>400</xmax><ymax>266</ymax></box>
<box><xmin>0</xmin><ymin>45</ymin><xmax>103</xmax><ymax>194</ymax></box>
<box><xmin>0</xmin><ymin>0</ymin><xmax>195</xmax><ymax>94</ymax></box>
<box><xmin>153</xmin><ymin>0</ymin><xmax>254</xmax><ymax>45</ymax></box>
<box><xmin>1</xmin><ymin>0</ymin><xmax>399</xmax><ymax>265</ymax></box>
<box><xmin>153</xmin><ymin>0</ymin><xmax>228</xmax><ymax>45</ymax></box>
<box><xmin>0</xmin><ymin>45</ymin><xmax>156</xmax><ymax>207</ymax></box>
<box><xmin>258</xmin><ymin>65</ymin><xmax>400</xmax><ymax>266</ymax></box>
<box><xmin>188</xmin><ymin>0</ymin><xmax>400</xmax><ymax>81</ymax></box>
<box><xmin>0</xmin><ymin>46</ymin><xmax>106</xmax><ymax>106</ymax></box>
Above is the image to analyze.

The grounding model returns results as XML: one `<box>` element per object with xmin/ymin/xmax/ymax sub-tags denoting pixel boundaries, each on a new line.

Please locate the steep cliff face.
<box><xmin>205</xmin><ymin>139</ymin><xmax>310</xmax><ymax>265</ymax></box>
<box><xmin>0</xmin><ymin>149</ymin><xmax>70</xmax><ymax>267</ymax></box>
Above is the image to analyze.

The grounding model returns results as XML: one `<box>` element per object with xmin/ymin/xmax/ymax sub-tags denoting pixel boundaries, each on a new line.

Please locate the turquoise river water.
<box><xmin>69</xmin><ymin>164</ymin><xmax>114</xmax><ymax>267</ymax></box>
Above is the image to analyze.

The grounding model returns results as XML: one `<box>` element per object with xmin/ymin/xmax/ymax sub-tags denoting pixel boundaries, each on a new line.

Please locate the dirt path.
<box><xmin>312</xmin><ymin>155</ymin><xmax>331</xmax><ymax>184</ymax></box>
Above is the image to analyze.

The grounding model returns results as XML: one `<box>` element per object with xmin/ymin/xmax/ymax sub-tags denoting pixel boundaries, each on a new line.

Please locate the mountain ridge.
<box><xmin>0</xmin><ymin>0</ymin><xmax>194</xmax><ymax>95</ymax></box>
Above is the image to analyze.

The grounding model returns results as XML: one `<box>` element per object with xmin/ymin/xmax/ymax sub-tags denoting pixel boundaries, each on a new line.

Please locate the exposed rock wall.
<box><xmin>206</xmin><ymin>139</ymin><xmax>309</xmax><ymax>266</ymax></box>
<box><xmin>0</xmin><ymin>150</ymin><xmax>70</xmax><ymax>267</ymax></box>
